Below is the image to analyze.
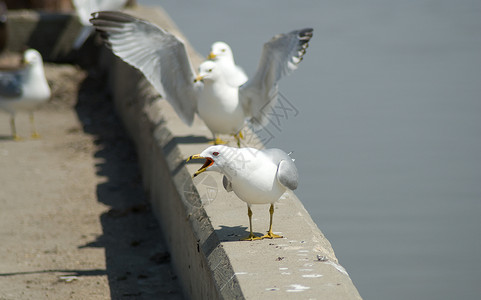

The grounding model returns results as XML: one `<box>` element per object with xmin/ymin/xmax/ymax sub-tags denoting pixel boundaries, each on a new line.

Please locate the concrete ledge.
<box><xmin>7</xmin><ymin>10</ymin><xmax>84</xmax><ymax>61</ymax></box>
<box><xmin>103</xmin><ymin>6</ymin><xmax>362</xmax><ymax>300</ymax></box>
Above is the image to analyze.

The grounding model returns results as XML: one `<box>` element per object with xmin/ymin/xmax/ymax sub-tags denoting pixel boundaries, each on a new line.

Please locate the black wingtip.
<box><xmin>298</xmin><ymin>28</ymin><xmax>314</xmax><ymax>40</ymax></box>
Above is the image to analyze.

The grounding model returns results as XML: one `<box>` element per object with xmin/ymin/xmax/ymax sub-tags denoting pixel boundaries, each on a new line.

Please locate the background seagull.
<box><xmin>207</xmin><ymin>41</ymin><xmax>248</xmax><ymax>87</ymax></box>
<box><xmin>90</xmin><ymin>11</ymin><xmax>312</xmax><ymax>145</ymax></box>
<box><xmin>0</xmin><ymin>49</ymin><xmax>51</xmax><ymax>140</ymax></box>
<box><xmin>187</xmin><ymin>145</ymin><xmax>298</xmax><ymax>241</ymax></box>
<box><xmin>72</xmin><ymin>0</ymin><xmax>128</xmax><ymax>49</ymax></box>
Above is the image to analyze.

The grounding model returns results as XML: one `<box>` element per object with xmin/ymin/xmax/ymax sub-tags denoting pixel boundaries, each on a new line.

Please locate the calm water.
<box><xmin>137</xmin><ymin>1</ymin><xmax>481</xmax><ymax>299</ymax></box>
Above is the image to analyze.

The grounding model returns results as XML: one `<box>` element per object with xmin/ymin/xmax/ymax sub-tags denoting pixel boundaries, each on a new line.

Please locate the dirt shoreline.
<box><xmin>0</xmin><ymin>62</ymin><xmax>183</xmax><ymax>299</ymax></box>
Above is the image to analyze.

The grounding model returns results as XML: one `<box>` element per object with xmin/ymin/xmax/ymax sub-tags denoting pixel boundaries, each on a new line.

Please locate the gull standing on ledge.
<box><xmin>207</xmin><ymin>41</ymin><xmax>248</xmax><ymax>87</ymax></box>
<box><xmin>187</xmin><ymin>145</ymin><xmax>298</xmax><ymax>241</ymax></box>
<box><xmin>90</xmin><ymin>11</ymin><xmax>313</xmax><ymax>146</ymax></box>
<box><xmin>0</xmin><ymin>49</ymin><xmax>51</xmax><ymax>140</ymax></box>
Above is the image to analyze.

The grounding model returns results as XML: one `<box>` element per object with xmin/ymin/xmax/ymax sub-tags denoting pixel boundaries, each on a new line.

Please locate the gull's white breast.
<box><xmin>197</xmin><ymin>81</ymin><xmax>245</xmax><ymax>134</ymax></box>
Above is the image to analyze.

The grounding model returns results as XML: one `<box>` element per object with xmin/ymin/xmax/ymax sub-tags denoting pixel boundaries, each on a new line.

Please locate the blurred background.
<box><xmin>136</xmin><ymin>0</ymin><xmax>481</xmax><ymax>299</ymax></box>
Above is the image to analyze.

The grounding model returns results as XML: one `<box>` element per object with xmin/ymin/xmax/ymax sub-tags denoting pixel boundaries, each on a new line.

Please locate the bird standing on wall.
<box><xmin>90</xmin><ymin>11</ymin><xmax>313</xmax><ymax>146</ymax></box>
<box><xmin>0</xmin><ymin>49</ymin><xmax>51</xmax><ymax>140</ymax></box>
<box><xmin>187</xmin><ymin>145</ymin><xmax>298</xmax><ymax>241</ymax></box>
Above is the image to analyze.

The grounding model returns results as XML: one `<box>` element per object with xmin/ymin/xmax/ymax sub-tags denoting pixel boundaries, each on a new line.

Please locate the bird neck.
<box><xmin>23</xmin><ymin>63</ymin><xmax>50</xmax><ymax>96</ymax></box>
<box><xmin>24</xmin><ymin>63</ymin><xmax>42</xmax><ymax>79</ymax></box>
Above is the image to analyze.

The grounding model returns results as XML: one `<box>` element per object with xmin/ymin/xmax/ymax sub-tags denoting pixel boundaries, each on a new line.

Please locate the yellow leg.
<box><xmin>10</xmin><ymin>116</ymin><xmax>21</xmax><ymax>141</ymax></box>
<box><xmin>209</xmin><ymin>135</ymin><xmax>227</xmax><ymax>145</ymax></box>
<box><xmin>233</xmin><ymin>131</ymin><xmax>243</xmax><ymax>147</ymax></box>
<box><xmin>30</xmin><ymin>113</ymin><xmax>40</xmax><ymax>139</ymax></box>
<box><xmin>241</xmin><ymin>205</ymin><xmax>262</xmax><ymax>241</ymax></box>
<box><xmin>261</xmin><ymin>204</ymin><xmax>283</xmax><ymax>239</ymax></box>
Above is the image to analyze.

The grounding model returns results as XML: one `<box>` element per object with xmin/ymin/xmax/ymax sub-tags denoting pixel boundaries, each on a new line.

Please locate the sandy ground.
<box><xmin>0</xmin><ymin>62</ymin><xmax>183</xmax><ymax>299</ymax></box>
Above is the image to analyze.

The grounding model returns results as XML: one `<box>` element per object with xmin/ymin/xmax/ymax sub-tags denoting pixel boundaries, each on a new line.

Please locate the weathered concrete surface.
<box><xmin>0</xmin><ymin>63</ymin><xmax>183</xmax><ymax>299</ymax></box>
<box><xmin>105</xmin><ymin>5</ymin><xmax>362</xmax><ymax>300</ymax></box>
<box><xmin>7</xmin><ymin>10</ymin><xmax>83</xmax><ymax>61</ymax></box>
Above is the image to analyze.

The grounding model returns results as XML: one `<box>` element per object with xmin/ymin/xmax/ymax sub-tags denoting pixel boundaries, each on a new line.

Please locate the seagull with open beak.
<box><xmin>187</xmin><ymin>145</ymin><xmax>299</xmax><ymax>241</ymax></box>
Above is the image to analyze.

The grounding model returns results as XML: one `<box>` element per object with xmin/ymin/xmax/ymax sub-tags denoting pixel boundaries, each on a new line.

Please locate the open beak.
<box><xmin>194</xmin><ymin>75</ymin><xmax>204</xmax><ymax>83</ymax></box>
<box><xmin>186</xmin><ymin>154</ymin><xmax>214</xmax><ymax>177</ymax></box>
<box><xmin>207</xmin><ymin>52</ymin><xmax>216</xmax><ymax>60</ymax></box>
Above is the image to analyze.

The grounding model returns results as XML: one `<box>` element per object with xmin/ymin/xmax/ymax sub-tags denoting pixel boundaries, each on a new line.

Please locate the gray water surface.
<box><xmin>136</xmin><ymin>1</ymin><xmax>481</xmax><ymax>299</ymax></box>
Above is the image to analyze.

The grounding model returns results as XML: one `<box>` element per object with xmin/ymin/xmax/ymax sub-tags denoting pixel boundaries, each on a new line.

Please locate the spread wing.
<box><xmin>90</xmin><ymin>11</ymin><xmax>199</xmax><ymax>125</ymax></box>
<box><xmin>72</xmin><ymin>0</ymin><xmax>128</xmax><ymax>48</ymax></box>
<box><xmin>74</xmin><ymin>0</ymin><xmax>128</xmax><ymax>25</ymax></box>
<box><xmin>239</xmin><ymin>28</ymin><xmax>313</xmax><ymax>127</ymax></box>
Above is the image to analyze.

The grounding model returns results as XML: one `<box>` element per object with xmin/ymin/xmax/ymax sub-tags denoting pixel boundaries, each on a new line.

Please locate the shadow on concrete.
<box><xmin>162</xmin><ymin>135</ymin><xmax>210</xmax><ymax>158</ymax></box>
<box><xmin>215</xmin><ymin>225</ymin><xmax>264</xmax><ymax>242</ymax></box>
<box><xmin>172</xmin><ymin>135</ymin><xmax>210</xmax><ymax>145</ymax></box>
<box><xmin>74</xmin><ymin>69</ymin><xmax>183</xmax><ymax>300</ymax></box>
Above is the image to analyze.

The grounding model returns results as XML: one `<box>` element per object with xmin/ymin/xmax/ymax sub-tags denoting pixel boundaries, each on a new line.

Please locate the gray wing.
<box><xmin>222</xmin><ymin>175</ymin><xmax>233</xmax><ymax>192</ymax></box>
<box><xmin>0</xmin><ymin>72</ymin><xmax>23</xmax><ymax>98</ymax></box>
<box><xmin>90</xmin><ymin>11</ymin><xmax>198</xmax><ymax>125</ymax></box>
<box><xmin>74</xmin><ymin>0</ymin><xmax>128</xmax><ymax>25</ymax></box>
<box><xmin>239</xmin><ymin>28</ymin><xmax>313</xmax><ymax>127</ymax></box>
<box><xmin>277</xmin><ymin>159</ymin><xmax>298</xmax><ymax>191</ymax></box>
<box><xmin>263</xmin><ymin>148</ymin><xmax>299</xmax><ymax>190</ymax></box>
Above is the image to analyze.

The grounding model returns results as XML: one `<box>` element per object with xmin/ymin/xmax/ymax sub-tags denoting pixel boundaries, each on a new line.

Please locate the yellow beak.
<box><xmin>186</xmin><ymin>154</ymin><xmax>214</xmax><ymax>177</ymax></box>
<box><xmin>186</xmin><ymin>154</ymin><xmax>202</xmax><ymax>162</ymax></box>
<box><xmin>194</xmin><ymin>75</ymin><xmax>204</xmax><ymax>83</ymax></box>
<box><xmin>207</xmin><ymin>52</ymin><xmax>216</xmax><ymax>60</ymax></box>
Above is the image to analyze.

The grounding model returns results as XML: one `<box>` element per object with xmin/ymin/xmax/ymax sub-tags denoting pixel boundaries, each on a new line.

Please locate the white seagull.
<box><xmin>0</xmin><ymin>49</ymin><xmax>51</xmax><ymax>140</ymax></box>
<box><xmin>72</xmin><ymin>0</ymin><xmax>128</xmax><ymax>49</ymax></box>
<box><xmin>187</xmin><ymin>145</ymin><xmax>298</xmax><ymax>241</ymax></box>
<box><xmin>90</xmin><ymin>11</ymin><xmax>313</xmax><ymax>146</ymax></box>
<box><xmin>207</xmin><ymin>41</ymin><xmax>248</xmax><ymax>87</ymax></box>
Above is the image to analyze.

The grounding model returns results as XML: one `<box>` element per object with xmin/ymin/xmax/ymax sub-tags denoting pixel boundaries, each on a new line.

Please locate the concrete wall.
<box><xmin>8</xmin><ymin>6</ymin><xmax>362</xmax><ymax>299</ymax></box>
<box><xmin>6</xmin><ymin>10</ymin><xmax>82</xmax><ymax>61</ymax></box>
<box><xmin>107</xmin><ymin>6</ymin><xmax>362</xmax><ymax>300</ymax></box>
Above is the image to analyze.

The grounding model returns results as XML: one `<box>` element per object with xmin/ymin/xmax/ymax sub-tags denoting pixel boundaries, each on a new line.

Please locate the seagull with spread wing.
<box><xmin>90</xmin><ymin>11</ymin><xmax>313</xmax><ymax>146</ymax></box>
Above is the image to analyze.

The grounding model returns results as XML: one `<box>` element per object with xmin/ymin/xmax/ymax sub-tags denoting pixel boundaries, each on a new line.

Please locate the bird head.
<box><xmin>194</xmin><ymin>61</ymin><xmax>220</xmax><ymax>83</ymax></box>
<box><xmin>207</xmin><ymin>41</ymin><xmax>233</xmax><ymax>60</ymax></box>
<box><xmin>186</xmin><ymin>145</ymin><xmax>236</xmax><ymax>177</ymax></box>
<box><xmin>22</xmin><ymin>49</ymin><xmax>43</xmax><ymax>66</ymax></box>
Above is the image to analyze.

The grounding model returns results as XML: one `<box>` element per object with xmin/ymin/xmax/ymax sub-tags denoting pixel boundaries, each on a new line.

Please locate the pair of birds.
<box><xmin>89</xmin><ymin>11</ymin><xmax>313</xmax><ymax>241</ymax></box>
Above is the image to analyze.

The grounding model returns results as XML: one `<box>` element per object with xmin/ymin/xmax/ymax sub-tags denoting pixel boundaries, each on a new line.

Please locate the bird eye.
<box><xmin>213</xmin><ymin>152</ymin><xmax>219</xmax><ymax>156</ymax></box>
<box><xmin>221</xmin><ymin>49</ymin><xmax>226</xmax><ymax>52</ymax></box>
<box><xmin>208</xmin><ymin>68</ymin><xmax>213</xmax><ymax>72</ymax></box>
